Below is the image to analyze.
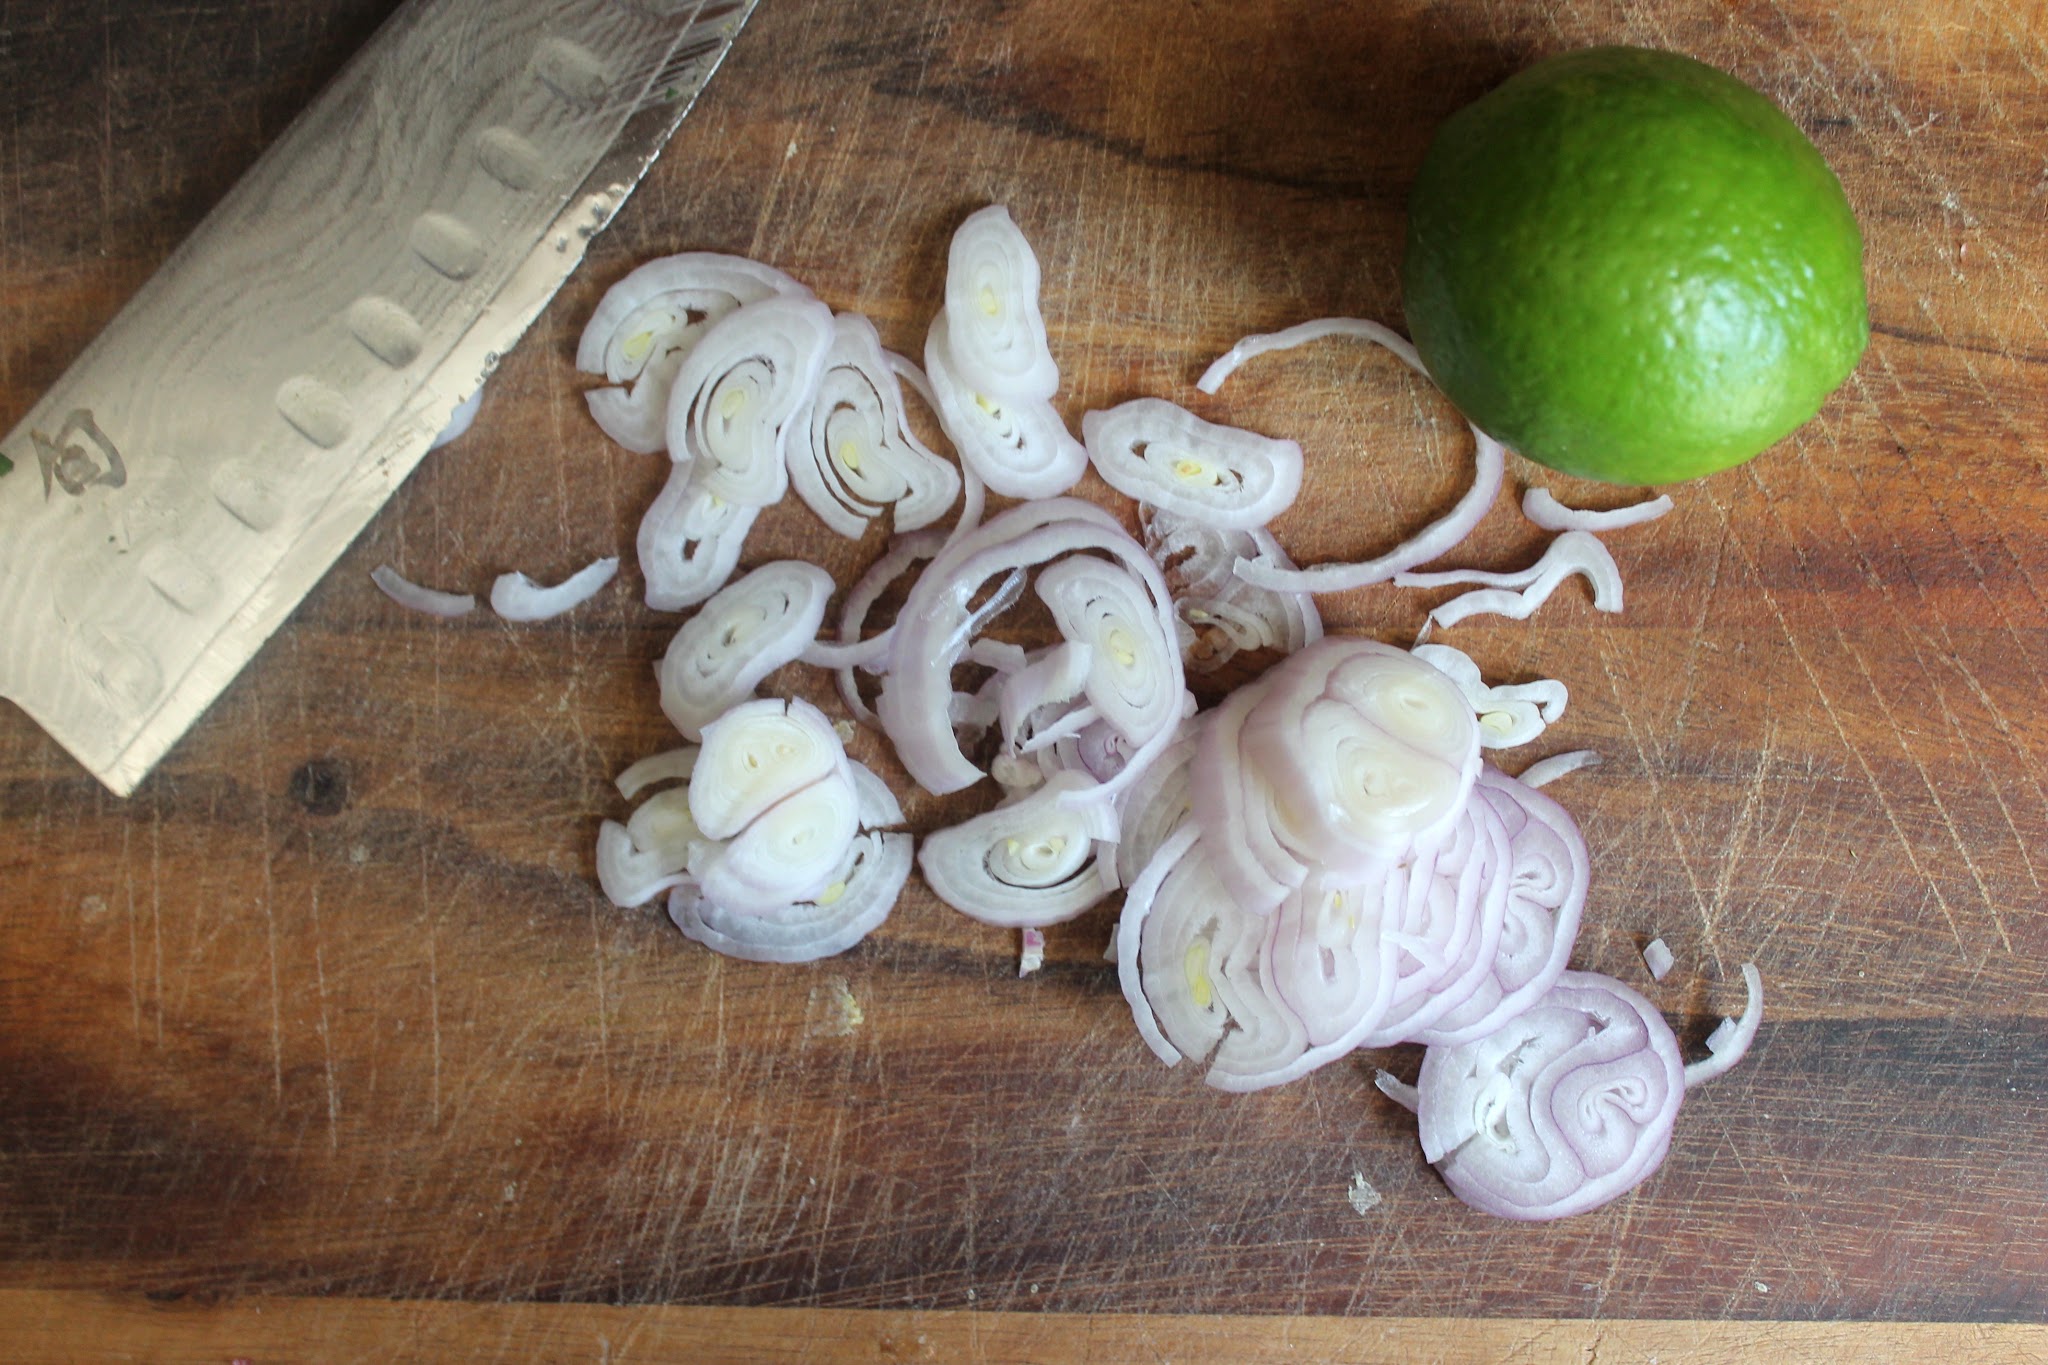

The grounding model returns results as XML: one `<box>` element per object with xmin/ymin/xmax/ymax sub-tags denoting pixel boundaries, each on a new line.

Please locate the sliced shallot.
<box><xmin>1643</xmin><ymin>937</ymin><xmax>1676</xmax><ymax>983</ymax></box>
<box><xmin>1198</xmin><ymin>318</ymin><xmax>1506</xmax><ymax>595</ymax></box>
<box><xmin>489</xmin><ymin>556</ymin><xmax>620</xmax><ymax>623</ymax></box>
<box><xmin>371</xmin><ymin>565</ymin><xmax>475</xmax><ymax>618</ymax></box>
<box><xmin>918</xmin><ymin>771</ymin><xmax>1120</xmax><ymax>927</ymax></box>
<box><xmin>1412</xmin><ymin>643</ymin><xmax>1568</xmax><ymax>750</ymax></box>
<box><xmin>1399</xmin><ymin>530</ymin><xmax>1623</xmax><ymax>634</ymax></box>
<box><xmin>1082</xmin><ymin>399</ymin><xmax>1303</xmax><ymax>530</ymax></box>
<box><xmin>666</xmin><ymin>293</ymin><xmax>836</xmax><ymax>506</ymax></box>
<box><xmin>579</xmin><ymin>252</ymin><xmax>809</xmax><ymax>455</ymax></box>
<box><xmin>788</xmin><ymin>313</ymin><xmax>961</xmax><ymax>538</ymax></box>
<box><xmin>924</xmin><ymin>310</ymin><xmax>1087</xmax><ymax>499</ymax></box>
<box><xmin>657</xmin><ymin>561</ymin><xmax>835</xmax><ymax>740</ymax></box>
<box><xmin>637</xmin><ymin>464</ymin><xmax>760</xmax><ymax>611</ymax></box>
<box><xmin>688</xmin><ymin>697</ymin><xmax>848</xmax><ymax>841</ymax></box>
<box><xmin>941</xmin><ymin>205</ymin><xmax>1060</xmax><ymax>401</ymax></box>
<box><xmin>1416</xmin><ymin>970</ymin><xmax>1685</xmax><ymax>1221</ymax></box>
<box><xmin>1523</xmin><ymin>488</ymin><xmax>1674</xmax><ymax>534</ymax></box>
<box><xmin>1683</xmin><ymin>963</ymin><xmax>1764</xmax><ymax>1089</ymax></box>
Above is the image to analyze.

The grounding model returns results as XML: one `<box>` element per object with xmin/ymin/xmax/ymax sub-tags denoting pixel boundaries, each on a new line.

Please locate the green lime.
<box><xmin>1401</xmin><ymin>46</ymin><xmax>1867</xmax><ymax>484</ymax></box>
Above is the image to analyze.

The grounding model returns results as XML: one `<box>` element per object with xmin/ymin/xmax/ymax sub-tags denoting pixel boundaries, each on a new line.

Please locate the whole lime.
<box><xmin>1401</xmin><ymin>46</ymin><xmax>1867</xmax><ymax>484</ymax></box>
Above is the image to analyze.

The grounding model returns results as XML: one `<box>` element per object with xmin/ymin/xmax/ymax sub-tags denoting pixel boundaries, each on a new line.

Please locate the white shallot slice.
<box><xmin>489</xmin><ymin>556</ymin><xmax>619</xmax><ymax>623</ymax></box>
<box><xmin>1643</xmin><ymin>938</ymin><xmax>1676</xmax><ymax>983</ymax></box>
<box><xmin>1081</xmin><ymin>398</ymin><xmax>1303</xmax><ymax>530</ymax></box>
<box><xmin>1034</xmin><ymin>556</ymin><xmax>1182</xmax><ymax>747</ymax></box>
<box><xmin>788</xmin><ymin>313</ymin><xmax>961</xmax><ymax>538</ymax></box>
<box><xmin>1417</xmin><ymin>971</ymin><xmax>1686</xmax><ymax>1220</ymax></box>
<box><xmin>1520</xmin><ymin>749</ymin><xmax>1602</xmax><ymax>789</ymax></box>
<box><xmin>1683</xmin><ymin>962</ymin><xmax>1763</xmax><ymax>1089</ymax></box>
<box><xmin>614</xmin><ymin>747</ymin><xmax>698</xmax><ymax>801</ymax></box>
<box><xmin>1263</xmin><ymin>872</ymin><xmax>1400</xmax><ymax>1051</ymax></box>
<box><xmin>692</xmin><ymin>762</ymin><xmax>862</xmax><ymax>914</ymax></box>
<box><xmin>1112</xmin><ymin>722</ymin><xmax>1199</xmax><ymax>887</ymax></box>
<box><xmin>1411</xmin><ymin>643</ymin><xmax>1568</xmax><ymax>750</ymax></box>
<box><xmin>1198</xmin><ymin>318</ymin><xmax>1507</xmax><ymax>595</ymax></box>
<box><xmin>666</xmin><ymin>293</ymin><xmax>836</xmax><ymax>506</ymax></box>
<box><xmin>596</xmin><ymin>787</ymin><xmax>708</xmax><ymax>908</ymax></box>
<box><xmin>924</xmin><ymin>310</ymin><xmax>1087</xmax><ymax>499</ymax></box>
<box><xmin>689</xmin><ymin>697</ymin><xmax>848</xmax><ymax>841</ymax></box>
<box><xmin>579</xmin><ymin>252</ymin><xmax>808</xmax><ymax>454</ymax></box>
<box><xmin>1400</xmin><ymin>530</ymin><xmax>1623</xmax><ymax>634</ymax></box>
<box><xmin>1523</xmin><ymin>487</ymin><xmax>1673</xmax><ymax>534</ymax></box>
<box><xmin>1189</xmin><ymin>672</ymin><xmax>1305</xmax><ymax>915</ymax></box>
<box><xmin>657</xmin><ymin>561</ymin><xmax>835</xmax><ymax>740</ymax></box>
<box><xmin>941</xmin><ymin>205</ymin><xmax>1060</xmax><ymax>401</ymax></box>
<box><xmin>371</xmin><ymin>565</ymin><xmax>475</xmax><ymax>618</ymax></box>
<box><xmin>918</xmin><ymin>771</ymin><xmax>1121</xmax><ymax>927</ymax></box>
<box><xmin>637</xmin><ymin>464</ymin><xmax>760</xmax><ymax>612</ymax></box>
<box><xmin>671</xmin><ymin>830</ymin><xmax>910</xmax><ymax>964</ymax></box>
<box><xmin>1117</xmin><ymin>823</ymin><xmax>1202</xmax><ymax>1067</ymax></box>
<box><xmin>1243</xmin><ymin>637</ymin><xmax>1481</xmax><ymax>871</ymax></box>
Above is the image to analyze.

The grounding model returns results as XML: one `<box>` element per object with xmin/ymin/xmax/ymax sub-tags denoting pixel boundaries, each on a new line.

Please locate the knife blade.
<box><xmin>0</xmin><ymin>0</ymin><xmax>758</xmax><ymax>796</ymax></box>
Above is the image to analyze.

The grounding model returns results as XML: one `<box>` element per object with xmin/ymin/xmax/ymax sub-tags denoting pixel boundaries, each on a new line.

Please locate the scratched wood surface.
<box><xmin>2</xmin><ymin>0</ymin><xmax>2045</xmax><ymax>1337</ymax></box>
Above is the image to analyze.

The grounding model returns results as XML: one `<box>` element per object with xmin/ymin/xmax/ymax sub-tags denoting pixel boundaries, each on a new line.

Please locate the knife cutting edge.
<box><xmin>0</xmin><ymin>0</ymin><xmax>758</xmax><ymax>796</ymax></box>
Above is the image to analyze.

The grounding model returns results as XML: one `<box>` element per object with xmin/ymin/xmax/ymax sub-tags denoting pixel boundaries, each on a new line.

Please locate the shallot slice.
<box><xmin>371</xmin><ymin>565</ymin><xmax>475</xmax><ymax>618</ymax></box>
<box><xmin>489</xmin><ymin>556</ymin><xmax>620</xmax><ymax>623</ymax></box>
<box><xmin>1643</xmin><ymin>937</ymin><xmax>1676</xmax><ymax>983</ymax></box>
<box><xmin>579</xmin><ymin>252</ymin><xmax>808</xmax><ymax>455</ymax></box>
<box><xmin>637</xmin><ymin>464</ymin><xmax>760</xmax><ymax>611</ymax></box>
<box><xmin>918</xmin><ymin>771</ymin><xmax>1121</xmax><ymax>927</ymax></box>
<box><xmin>1034</xmin><ymin>557</ymin><xmax>1181</xmax><ymax>747</ymax></box>
<box><xmin>689</xmin><ymin>697</ymin><xmax>848</xmax><ymax>840</ymax></box>
<box><xmin>1143</xmin><ymin>509</ymin><xmax>1321</xmax><ymax>671</ymax></box>
<box><xmin>1411</xmin><ymin>769</ymin><xmax>1590</xmax><ymax>1048</ymax></box>
<box><xmin>657</xmin><ymin>561</ymin><xmax>835</xmax><ymax>740</ymax></box>
<box><xmin>1412</xmin><ymin>643</ymin><xmax>1568</xmax><ymax>750</ymax></box>
<box><xmin>1683</xmin><ymin>963</ymin><xmax>1763</xmax><ymax>1088</ymax></box>
<box><xmin>614</xmin><ymin>747</ymin><xmax>698</xmax><ymax>801</ymax></box>
<box><xmin>1081</xmin><ymin>399</ymin><xmax>1303</xmax><ymax>530</ymax></box>
<box><xmin>1523</xmin><ymin>488</ymin><xmax>1674</xmax><ymax>534</ymax></box>
<box><xmin>596</xmin><ymin>787</ymin><xmax>708</xmax><ymax>908</ymax></box>
<box><xmin>942</xmin><ymin>205</ymin><xmax>1060</xmax><ymax>401</ymax></box>
<box><xmin>1417</xmin><ymin>970</ymin><xmax>1686</xmax><ymax>1221</ymax></box>
<box><xmin>692</xmin><ymin>763</ymin><xmax>862</xmax><ymax>913</ymax></box>
<box><xmin>1519</xmin><ymin>749</ymin><xmax>1602</xmax><ymax>789</ymax></box>
<box><xmin>924</xmin><ymin>310</ymin><xmax>1087</xmax><ymax>499</ymax></box>
<box><xmin>666</xmin><ymin>294</ymin><xmax>836</xmax><ymax>506</ymax></box>
<box><xmin>788</xmin><ymin>313</ymin><xmax>961</xmax><ymax>538</ymax></box>
<box><xmin>1400</xmin><ymin>530</ymin><xmax>1623</xmax><ymax>634</ymax></box>
<box><xmin>1198</xmin><ymin>318</ymin><xmax>1506</xmax><ymax>595</ymax></box>
<box><xmin>834</xmin><ymin>528</ymin><xmax>946</xmax><ymax>724</ymax></box>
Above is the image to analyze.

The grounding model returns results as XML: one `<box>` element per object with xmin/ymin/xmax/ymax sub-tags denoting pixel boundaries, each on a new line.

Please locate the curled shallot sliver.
<box><xmin>371</xmin><ymin>565</ymin><xmax>475</xmax><ymax>618</ymax></box>
<box><xmin>579</xmin><ymin>252</ymin><xmax>809</xmax><ymax>455</ymax></box>
<box><xmin>1417</xmin><ymin>969</ymin><xmax>1686</xmax><ymax>1221</ymax></box>
<box><xmin>614</xmin><ymin>747</ymin><xmax>698</xmax><ymax>801</ymax></box>
<box><xmin>942</xmin><ymin>205</ymin><xmax>1060</xmax><ymax>401</ymax></box>
<box><xmin>637</xmin><ymin>464</ymin><xmax>760</xmax><ymax>612</ymax></box>
<box><xmin>1523</xmin><ymin>487</ymin><xmax>1674</xmax><ymax>534</ymax></box>
<box><xmin>1143</xmin><ymin>509</ymin><xmax>1321</xmax><ymax>672</ymax></box>
<box><xmin>1412</xmin><ymin>643</ymin><xmax>1568</xmax><ymax>750</ymax></box>
<box><xmin>918</xmin><ymin>771</ymin><xmax>1121</xmax><ymax>927</ymax></box>
<box><xmin>787</xmin><ymin>313</ymin><xmax>961</xmax><ymax>539</ymax></box>
<box><xmin>596</xmin><ymin>787</ymin><xmax>708</xmax><ymax>908</ymax></box>
<box><xmin>1197</xmin><ymin>318</ymin><xmax>1506</xmax><ymax>595</ymax></box>
<box><xmin>1400</xmin><ymin>530</ymin><xmax>1624</xmax><ymax>634</ymax></box>
<box><xmin>489</xmin><ymin>556</ymin><xmax>620</xmax><ymax>623</ymax></box>
<box><xmin>1519</xmin><ymin>749</ymin><xmax>1602</xmax><ymax>789</ymax></box>
<box><xmin>924</xmin><ymin>310</ymin><xmax>1087</xmax><ymax>499</ymax></box>
<box><xmin>666</xmin><ymin>294</ymin><xmax>837</xmax><ymax>506</ymax></box>
<box><xmin>656</xmin><ymin>561</ymin><xmax>835</xmax><ymax>740</ymax></box>
<box><xmin>1081</xmin><ymin>398</ymin><xmax>1303</xmax><ymax>530</ymax></box>
<box><xmin>1683</xmin><ymin>963</ymin><xmax>1763</xmax><ymax>1088</ymax></box>
<box><xmin>1033</xmin><ymin>556</ymin><xmax>1182</xmax><ymax>748</ymax></box>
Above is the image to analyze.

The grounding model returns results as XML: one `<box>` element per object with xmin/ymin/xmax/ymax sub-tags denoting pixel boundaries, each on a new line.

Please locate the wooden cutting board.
<box><xmin>4</xmin><ymin>0</ymin><xmax>2046</xmax><ymax>1355</ymax></box>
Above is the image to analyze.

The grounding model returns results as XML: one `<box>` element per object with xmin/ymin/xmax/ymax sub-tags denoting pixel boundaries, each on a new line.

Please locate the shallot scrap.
<box><xmin>575</xmin><ymin>207</ymin><xmax>1755</xmax><ymax>1225</ymax></box>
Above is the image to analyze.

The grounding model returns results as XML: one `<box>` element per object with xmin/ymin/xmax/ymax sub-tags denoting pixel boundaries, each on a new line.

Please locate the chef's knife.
<box><xmin>0</xmin><ymin>0</ymin><xmax>757</xmax><ymax>796</ymax></box>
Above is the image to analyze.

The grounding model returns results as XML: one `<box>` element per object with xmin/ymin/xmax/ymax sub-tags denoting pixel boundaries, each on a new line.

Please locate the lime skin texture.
<box><xmin>1401</xmin><ymin>46</ymin><xmax>1868</xmax><ymax>485</ymax></box>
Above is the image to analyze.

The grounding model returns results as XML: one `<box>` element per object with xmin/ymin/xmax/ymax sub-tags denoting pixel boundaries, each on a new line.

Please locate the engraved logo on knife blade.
<box><xmin>27</xmin><ymin>408</ymin><xmax>126</xmax><ymax>500</ymax></box>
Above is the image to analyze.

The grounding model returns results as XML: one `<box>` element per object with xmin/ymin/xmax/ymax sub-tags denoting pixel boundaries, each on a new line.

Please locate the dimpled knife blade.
<box><xmin>0</xmin><ymin>0</ymin><xmax>757</xmax><ymax>796</ymax></box>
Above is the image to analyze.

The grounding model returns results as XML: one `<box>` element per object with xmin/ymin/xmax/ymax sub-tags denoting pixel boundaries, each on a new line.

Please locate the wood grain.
<box><xmin>4</xmin><ymin>0</ymin><xmax>2048</xmax><ymax>1329</ymax></box>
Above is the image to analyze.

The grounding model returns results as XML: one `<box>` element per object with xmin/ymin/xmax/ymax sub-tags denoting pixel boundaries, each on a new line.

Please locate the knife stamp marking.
<box><xmin>29</xmin><ymin>409</ymin><xmax>126</xmax><ymax>501</ymax></box>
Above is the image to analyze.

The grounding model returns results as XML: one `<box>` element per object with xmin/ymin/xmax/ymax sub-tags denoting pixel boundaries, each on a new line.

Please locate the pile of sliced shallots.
<box><xmin>523</xmin><ymin>204</ymin><xmax>1761</xmax><ymax>1223</ymax></box>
